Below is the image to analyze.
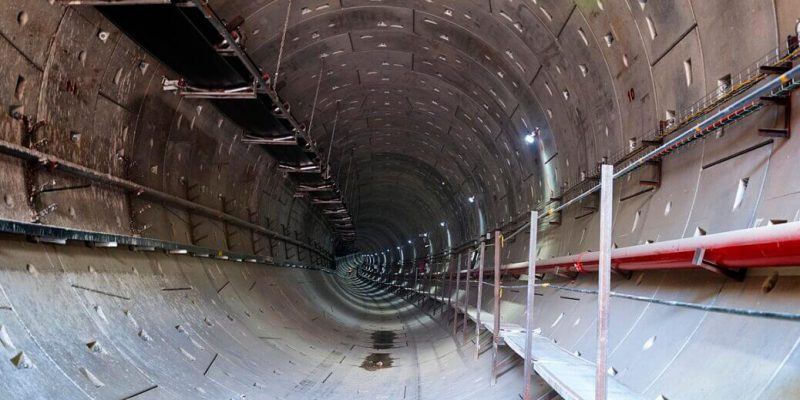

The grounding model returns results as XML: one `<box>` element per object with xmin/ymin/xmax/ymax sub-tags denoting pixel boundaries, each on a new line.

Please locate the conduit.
<box><xmin>476</xmin><ymin>221</ymin><xmax>800</xmax><ymax>275</ymax></box>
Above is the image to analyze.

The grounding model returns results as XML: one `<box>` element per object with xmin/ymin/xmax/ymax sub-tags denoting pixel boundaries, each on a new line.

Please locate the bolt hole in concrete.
<box><xmin>360</xmin><ymin>353</ymin><xmax>393</xmax><ymax>371</ymax></box>
<box><xmin>17</xmin><ymin>11</ymin><xmax>28</xmax><ymax>26</ymax></box>
<box><xmin>762</xmin><ymin>272</ymin><xmax>779</xmax><ymax>293</ymax></box>
<box><xmin>643</xmin><ymin>336</ymin><xmax>657</xmax><ymax>351</ymax></box>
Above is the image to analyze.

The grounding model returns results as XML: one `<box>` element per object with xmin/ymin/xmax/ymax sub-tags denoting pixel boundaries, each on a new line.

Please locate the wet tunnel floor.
<box><xmin>370</xmin><ymin>330</ymin><xmax>398</xmax><ymax>349</ymax></box>
<box><xmin>359</xmin><ymin>330</ymin><xmax>399</xmax><ymax>371</ymax></box>
<box><xmin>360</xmin><ymin>352</ymin><xmax>394</xmax><ymax>371</ymax></box>
<box><xmin>289</xmin><ymin>277</ymin><xmax>422</xmax><ymax>399</ymax></box>
<box><xmin>292</xmin><ymin>274</ymin><xmax>527</xmax><ymax>400</ymax></box>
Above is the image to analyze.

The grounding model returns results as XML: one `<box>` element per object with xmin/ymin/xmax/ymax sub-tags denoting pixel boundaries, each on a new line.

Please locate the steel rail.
<box><xmin>0</xmin><ymin>139</ymin><xmax>331</xmax><ymax>260</ymax></box>
<box><xmin>531</xmin><ymin>64</ymin><xmax>800</xmax><ymax>230</ymax></box>
<box><xmin>189</xmin><ymin>0</ymin><xmax>355</xmax><ymax>240</ymax></box>
<box><xmin>359</xmin><ymin>275</ymin><xmax>800</xmax><ymax>322</ymax></box>
<box><xmin>0</xmin><ymin>218</ymin><xmax>332</xmax><ymax>271</ymax></box>
<box><xmin>539</xmin><ymin>284</ymin><xmax>800</xmax><ymax>322</ymax></box>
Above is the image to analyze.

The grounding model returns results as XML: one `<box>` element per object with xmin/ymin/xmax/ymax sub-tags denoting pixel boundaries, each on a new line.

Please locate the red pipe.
<box><xmin>487</xmin><ymin>221</ymin><xmax>800</xmax><ymax>275</ymax></box>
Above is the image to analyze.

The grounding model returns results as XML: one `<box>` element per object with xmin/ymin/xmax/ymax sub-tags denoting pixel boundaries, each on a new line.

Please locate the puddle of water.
<box><xmin>360</xmin><ymin>353</ymin><xmax>393</xmax><ymax>371</ymax></box>
<box><xmin>370</xmin><ymin>330</ymin><xmax>397</xmax><ymax>350</ymax></box>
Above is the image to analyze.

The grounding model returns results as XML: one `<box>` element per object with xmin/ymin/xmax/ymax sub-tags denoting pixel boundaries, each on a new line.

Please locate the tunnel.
<box><xmin>1</xmin><ymin>0</ymin><xmax>800</xmax><ymax>399</ymax></box>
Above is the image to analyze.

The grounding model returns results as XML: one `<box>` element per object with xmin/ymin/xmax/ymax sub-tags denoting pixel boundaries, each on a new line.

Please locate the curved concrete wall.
<box><xmin>433</xmin><ymin>264</ymin><xmax>800</xmax><ymax>399</ymax></box>
<box><xmin>0</xmin><ymin>238</ymin><xmax>541</xmax><ymax>399</ymax></box>
<box><xmin>0</xmin><ymin>4</ymin><xmax>331</xmax><ymax>262</ymax></box>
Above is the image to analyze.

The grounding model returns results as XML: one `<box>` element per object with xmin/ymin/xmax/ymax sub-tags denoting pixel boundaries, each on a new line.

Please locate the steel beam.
<box><xmin>595</xmin><ymin>165</ymin><xmax>614</xmax><ymax>400</ymax></box>
<box><xmin>490</xmin><ymin>229</ymin><xmax>501</xmax><ymax>386</ymax></box>
<box><xmin>475</xmin><ymin>236</ymin><xmax>487</xmax><ymax>359</ymax></box>
<box><xmin>462</xmin><ymin>255</ymin><xmax>471</xmax><ymax>343</ymax></box>
<box><xmin>523</xmin><ymin>211</ymin><xmax>538</xmax><ymax>400</ymax></box>
<box><xmin>452</xmin><ymin>253</ymin><xmax>462</xmax><ymax>337</ymax></box>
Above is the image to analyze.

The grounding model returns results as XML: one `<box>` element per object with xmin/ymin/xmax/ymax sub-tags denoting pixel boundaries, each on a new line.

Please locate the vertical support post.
<box><xmin>220</xmin><ymin>196</ymin><xmax>231</xmax><ymax>251</ymax></box>
<box><xmin>435</xmin><ymin>259</ymin><xmax>442</xmax><ymax>314</ymax></box>
<box><xmin>413</xmin><ymin>260</ymin><xmax>419</xmax><ymax>301</ymax></box>
<box><xmin>447</xmin><ymin>253</ymin><xmax>455</xmax><ymax>309</ymax></box>
<box><xmin>523</xmin><ymin>211</ymin><xmax>538</xmax><ymax>400</ymax></box>
<box><xmin>452</xmin><ymin>253</ymin><xmax>462</xmax><ymax>336</ymax></box>
<box><xmin>419</xmin><ymin>262</ymin><xmax>426</xmax><ymax>307</ymax></box>
<box><xmin>294</xmin><ymin>231</ymin><xmax>303</xmax><ymax>262</ymax></box>
<box><xmin>595</xmin><ymin>165</ymin><xmax>614</xmax><ymax>400</ymax></box>
<box><xmin>490</xmin><ymin>229</ymin><xmax>502</xmax><ymax>385</ymax></box>
<box><xmin>266</xmin><ymin>218</ymin><xmax>275</xmax><ymax>259</ymax></box>
<box><xmin>426</xmin><ymin>262</ymin><xmax>432</xmax><ymax>305</ymax></box>
<box><xmin>439</xmin><ymin>262</ymin><xmax>444</xmax><ymax>309</ymax></box>
<box><xmin>475</xmin><ymin>237</ymin><xmax>488</xmax><ymax>359</ymax></box>
<box><xmin>281</xmin><ymin>225</ymin><xmax>290</xmax><ymax>260</ymax></box>
<box><xmin>462</xmin><ymin>252</ymin><xmax>472</xmax><ymax>342</ymax></box>
<box><xmin>247</xmin><ymin>208</ymin><xmax>258</xmax><ymax>256</ymax></box>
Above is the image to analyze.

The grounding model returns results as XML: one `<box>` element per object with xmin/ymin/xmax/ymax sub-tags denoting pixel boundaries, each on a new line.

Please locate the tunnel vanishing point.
<box><xmin>1</xmin><ymin>1</ymin><xmax>800</xmax><ymax>399</ymax></box>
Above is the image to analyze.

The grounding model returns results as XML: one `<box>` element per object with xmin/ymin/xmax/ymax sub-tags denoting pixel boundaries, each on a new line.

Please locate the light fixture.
<box><xmin>524</xmin><ymin>132</ymin><xmax>535</xmax><ymax>144</ymax></box>
<box><xmin>439</xmin><ymin>221</ymin><xmax>445</xmax><ymax>227</ymax></box>
<box><xmin>468</xmin><ymin>196</ymin><xmax>475</xmax><ymax>203</ymax></box>
<box><xmin>408</xmin><ymin>240</ymin><xmax>412</xmax><ymax>244</ymax></box>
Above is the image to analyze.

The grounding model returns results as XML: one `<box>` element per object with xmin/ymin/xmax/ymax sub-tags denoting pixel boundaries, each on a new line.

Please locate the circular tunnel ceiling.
<box><xmin>212</xmin><ymin>0</ymin><xmax>609</xmax><ymax>254</ymax></box>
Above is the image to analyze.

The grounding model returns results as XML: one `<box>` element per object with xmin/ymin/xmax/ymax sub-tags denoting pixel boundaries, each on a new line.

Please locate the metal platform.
<box><xmin>392</xmin><ymin>281</ymin><xmax>644</xmax><ymax>400</ymax></box>
<box><xmin>504</xmin><ymin>333</ymin><xmax>643</xmax><ymax>400</ymax></box>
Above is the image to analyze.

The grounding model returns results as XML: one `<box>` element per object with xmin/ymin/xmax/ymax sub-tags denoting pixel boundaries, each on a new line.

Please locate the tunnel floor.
<box><xmin>0</xmin><ymin>238</ymin><xmax>536</xmax><ymax>399</ymax></box>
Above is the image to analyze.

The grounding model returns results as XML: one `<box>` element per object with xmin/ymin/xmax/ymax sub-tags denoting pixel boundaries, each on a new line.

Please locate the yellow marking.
<box><xmin>780</xmin><ymin>74</ymin><xmax>790</xmax><ymax>84</ymax></box>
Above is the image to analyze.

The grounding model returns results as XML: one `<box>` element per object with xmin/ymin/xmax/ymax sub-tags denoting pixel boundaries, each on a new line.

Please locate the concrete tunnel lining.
<box><xmin>0</xmin><ymin>0</ymin><xmax>800</xmax><ymax>399</ymax></box>
<box><xmin>0</xmin><ymin>238</ymin><xmax>528</xmax><ymax>399</ymax></box>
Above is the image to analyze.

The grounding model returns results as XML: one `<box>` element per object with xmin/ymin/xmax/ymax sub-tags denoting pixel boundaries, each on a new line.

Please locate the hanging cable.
<box><xmin>325</xmin><ymin>101</ymin><xmax>340</xmax><ymax>179</ymax></box>
<box><xmin>273</xmin><ymin>0</ymin><xmax>292</xmax><ymax>90</ymax></box>
<box><xmin>473</xmin><ymin>281</ymin><xmax>800</xmax><ymax>322</ymax></box>
<box><xmin>305</xmin><ymin>59</ymin><xmax>325</xmax><ymax>140</ymax></box>
<box><xmin>343</xmin><ymin>149</ymin><xmax>354</xmax><ymax>201</ymax></box>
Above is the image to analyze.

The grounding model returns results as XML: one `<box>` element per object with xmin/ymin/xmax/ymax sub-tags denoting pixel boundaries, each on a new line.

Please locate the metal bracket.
<box><xmin>759</xmin><ymin>91</ymin><xmax>792</xmax><ymax>139</ymax></box>
<box><xmin>162</xmin><ymin>78</ymin><xmax>258</xmax><ymax>99</ymax></box>
<box><xmin>296</xmin><ymin>184</ymin><xmax>335</xmax><ymax>193</ymax></box>
<box><xmin>758</xmin><ymin>128</ymin><xmax>790</xmax><ymax>138</ymax></box>
<box><xmin>692</xmin><ymin>248</ymin><xmax>746</xmax><ymax>281</ymax></box>
<box><xmin>611</xmin><ymin>265</ymin><xmax>632</xmax><ymax>280</ymax></box>
<box><xmin>555</xmin><ymin>267</ymin><xmax>579</xmax><ymax>280</ymax></box>
<box><xmin>277</xmin><ymin>163</ymin><xmax>321</xmax><ymax>174</ymax></box>
<box><xmin>760</xmin><ymin>64</ymin><xmax>792</xmax><ymax>75</ymax></box>
<box><xmin>494</xmin><ymin>353</ymin><xmax>520</xmax><ymax>379</ymax></box>
<box><xmin>241</xmin><ymin>135</ymin><xmax>298</xmax><ymax>146</ymax></box>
